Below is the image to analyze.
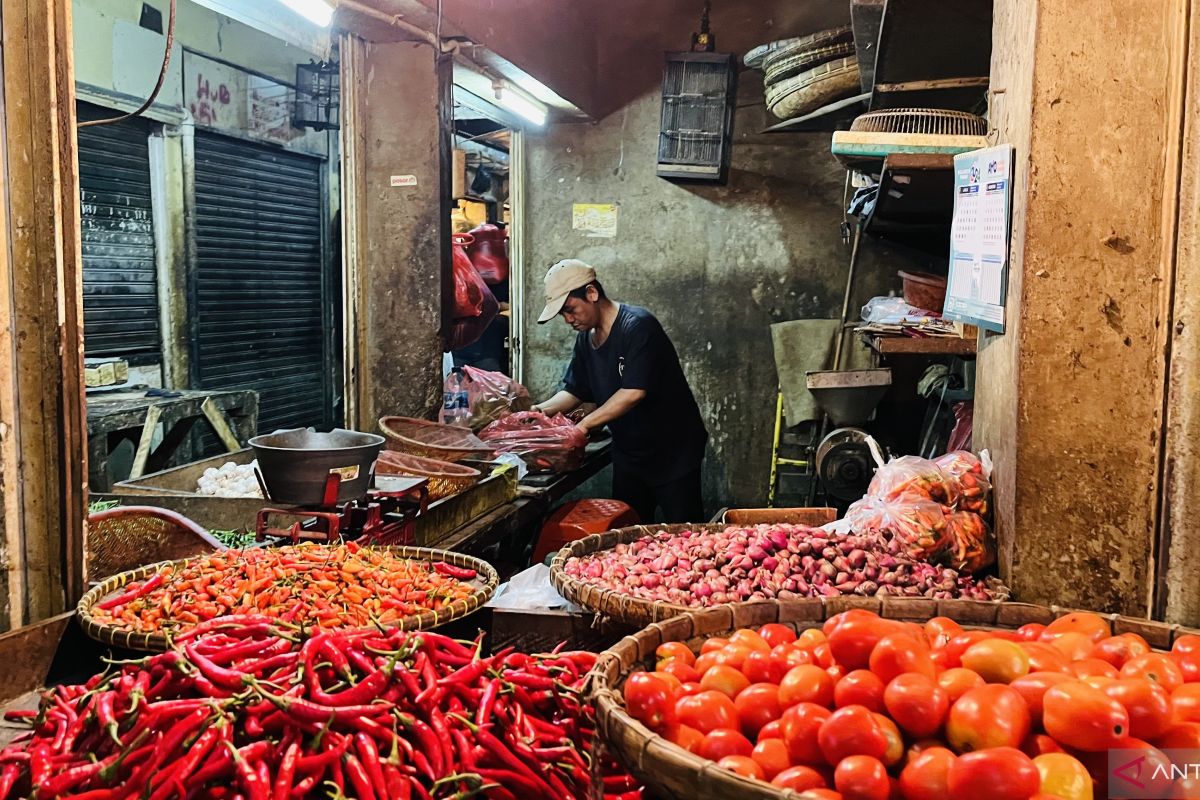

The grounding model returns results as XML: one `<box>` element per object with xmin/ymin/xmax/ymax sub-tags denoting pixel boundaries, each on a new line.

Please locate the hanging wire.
<box><xmin>79</xmin><ymin>0</ymin><xmax>177</xmax><ymax>127</ymax></box>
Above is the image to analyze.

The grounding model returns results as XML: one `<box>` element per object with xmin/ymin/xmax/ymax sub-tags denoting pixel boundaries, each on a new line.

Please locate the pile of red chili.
<box><xmin>0</xmin><ymin>616</ymin><xmax>641</xmax><ymax>799</ymax></box>
<box><xmin>87</xmin><ymin>543</ymin><xmax>482</xmax><ymax>635</ymax></box>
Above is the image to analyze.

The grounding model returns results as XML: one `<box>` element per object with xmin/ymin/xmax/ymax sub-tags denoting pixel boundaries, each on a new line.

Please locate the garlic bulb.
<box><xmin>196</xmin><ymin>461</ymin><xmax>262</xmax><ymax>499</ymax></box>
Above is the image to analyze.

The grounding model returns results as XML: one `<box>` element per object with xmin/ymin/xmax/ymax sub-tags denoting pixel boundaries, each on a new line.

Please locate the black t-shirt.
<box><xmin>562</xmin><ymin>305</ymin><xmax>707</xmax><ymax>485</ymax></box>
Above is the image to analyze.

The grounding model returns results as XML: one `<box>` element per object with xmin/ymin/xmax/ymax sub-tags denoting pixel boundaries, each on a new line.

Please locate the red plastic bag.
<box><xmin>452</xmin><ymin>233</ymin><xmax>486</xmax><ymax>318</ymax></box>
<box><xmin>947</xmin><ymin>401</ymin><xmax>974</xmax><ymax>452</ymax></box>
<box><xmin>446</xmin><ymin>282</ymin><xmax>499</xmax><ymax>352</ymax></box>
<box><xmin>868</xmin><ymin>455</ymin><xmax>959</xmax><ymax>507</ymax></box>
<box><xmin>934</xmin><ymin>450</ymin><xmax>991</xmax><ymax>515</ymax></box>
<box><xmin>439</xmin><ymin>366</ymin><xmax>532</xmax><ymax>430</ymax></box>
<box><xmin>479</xmin><ymin>411</ymin><xmax>587</xmax><ymax>473</ymax></box>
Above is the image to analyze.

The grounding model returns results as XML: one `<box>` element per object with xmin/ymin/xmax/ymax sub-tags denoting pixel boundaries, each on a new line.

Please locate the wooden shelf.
<box><xmin>865</xmin><ymin>334</ymin><xmax>976</xmax><ymax>355</ymax></box>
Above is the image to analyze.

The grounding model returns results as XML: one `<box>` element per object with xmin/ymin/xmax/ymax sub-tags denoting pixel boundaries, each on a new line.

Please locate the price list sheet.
<box><xmin>944</xmin><ymin>144</ymin><xmax>1014</xmax><ymax>333</ymax></box>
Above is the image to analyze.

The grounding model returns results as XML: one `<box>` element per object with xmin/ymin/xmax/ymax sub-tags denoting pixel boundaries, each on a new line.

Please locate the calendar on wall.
<box><xmin>944</xmin><ymin>144</ymin><xmax>1014</xmax><ymax>333</ymax></box>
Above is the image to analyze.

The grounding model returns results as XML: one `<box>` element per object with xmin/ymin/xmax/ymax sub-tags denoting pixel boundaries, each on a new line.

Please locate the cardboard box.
<box><xmin>84</xmin><ymin>359</ymin><xmax>128</xmax><ymax>387</ymax></box>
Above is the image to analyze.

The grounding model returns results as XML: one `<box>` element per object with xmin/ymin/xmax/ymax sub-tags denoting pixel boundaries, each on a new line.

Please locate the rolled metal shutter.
<box><xmin>77</xmin><ymin>103</ymin><xmax>160</xmax><ymax>359</ymax></box>
<box><xmin>192</xmin><ymin>132</ymin><xmax>331</xmax><ymax>435</ymax></box>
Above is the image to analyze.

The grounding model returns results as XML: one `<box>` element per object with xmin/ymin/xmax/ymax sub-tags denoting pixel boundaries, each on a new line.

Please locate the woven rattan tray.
<box><xmin>588</xmin><ymin>597</ymin><xmax>1200</xmax><ymax>800</ymax></box>
<box><xmin>77</xmin><ymin>546</ymin><xmax>498</xmax><ymax>652</ymax></box>
<box><xmin>377</xmin><ymin>450</ymin><xmax>481</xmax><ymax>501</ymax></box>
<box><xmin>378</xmin><ymin>416</ymin><xmax>494</xmax><ymax>463</ymax></box>
<box><xmin>550</xmin><ymin>524</ymin><xmax>1012</xmax><ymax>628</ymax></box>
<box><xmin>550</xmin><ymin>524</ymin><xmax>715</xmax><ymax>628</ymax></box>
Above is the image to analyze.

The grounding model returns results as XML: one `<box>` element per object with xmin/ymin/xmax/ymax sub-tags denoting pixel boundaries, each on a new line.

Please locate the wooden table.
<box><xmin>439</xmin><ymin>439</ymin><xmax>613</xmax><ymax>571</ymax></box>
<box><xmin>86</xmin><ymin>389</ymin><xmax>258</xmax><ymax>492</ymax></box>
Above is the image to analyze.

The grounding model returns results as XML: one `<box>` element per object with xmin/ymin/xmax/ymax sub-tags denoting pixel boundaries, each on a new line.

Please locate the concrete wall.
<box><xmin>73</xmin><ymin>0</ymin><xmax>321</xmax><ymax>100</ymax></box>
<box><xmin>1163</xmin><ymin>1</ymin><xmax>1200</xmax><ymax>623</ymax></box>
<box><xmin>521</xmin><ymin>77</ymin><xmax>915</xmax><ymax>511</ymax></box>
<box><xmin>345</xmin><ymin>39</ymin><xmax>451</xmax><ymax>426</ymax></box>
<box><xmin>975</xmin><ymin>0</ymin><xmax>1035</xmax><ymax>592</ymax></box>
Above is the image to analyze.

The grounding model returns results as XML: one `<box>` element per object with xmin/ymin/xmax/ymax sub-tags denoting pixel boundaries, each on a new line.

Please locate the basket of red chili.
<box><xmin>76</xmin><ymin>542</ymin><xmax>498</xmax><ymax>651</ymax></box>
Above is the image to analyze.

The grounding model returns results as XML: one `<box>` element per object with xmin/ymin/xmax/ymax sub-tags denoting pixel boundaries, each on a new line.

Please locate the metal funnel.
<box><xmin>805</xmin><ymin>368</ymin><xmax>892</xmax><ymax>426</ymax></box>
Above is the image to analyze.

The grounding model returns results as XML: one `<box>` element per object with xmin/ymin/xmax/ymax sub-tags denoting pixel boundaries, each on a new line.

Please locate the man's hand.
<box><xmin>532</xmin><ymin>391</ymin><xmax>582</xmax><ymax>417</ymax></box>
<box><xmin>574</xmin><ymin>419</ymin><xmax>590</xmax><ymax>437</ymax></box>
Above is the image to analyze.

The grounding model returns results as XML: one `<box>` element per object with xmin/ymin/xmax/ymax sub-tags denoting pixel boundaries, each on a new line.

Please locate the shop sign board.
<box><xmin>944</xmin><ymin>144</ymin><xmax>1014</xmax><ymax>333</ymax></box>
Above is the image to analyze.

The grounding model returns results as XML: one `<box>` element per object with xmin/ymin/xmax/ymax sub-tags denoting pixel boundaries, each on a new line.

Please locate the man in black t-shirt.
<box><xmin>532</xmin><ymin>260</ymin><xmax>708</xmax><ymax>523</ymax></box>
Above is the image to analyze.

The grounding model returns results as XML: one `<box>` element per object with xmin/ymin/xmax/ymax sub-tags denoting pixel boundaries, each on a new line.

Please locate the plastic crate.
<box><xmin>533</xmin><ymin>499</ymin><xmax>640</xmax><ymax>565</ymax></box>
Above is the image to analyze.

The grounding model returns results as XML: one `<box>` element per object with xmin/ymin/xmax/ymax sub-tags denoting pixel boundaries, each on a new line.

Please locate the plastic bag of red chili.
<box><xmin>945</xmin><ymin>510</ymin><xmax>995</xmax><ymax>573</ymax></box>
<box><xmin>479</xmin><ymin>411</ymin><xmax>587</xmax><ymax>473</ymax></box>
<box><xmin>868</xmin><ymin>455</ymin><xmax>959</xmax><ymax>506</ymax></box>
<box><xmin>934</xmin><ymin>450</ymin><xmax>992</xmax><ymax>515</ymax></box>
<box><xmin>844</xmin><ymin>496</ymin><xmax>954</xmax><ymax>562</ymax></box>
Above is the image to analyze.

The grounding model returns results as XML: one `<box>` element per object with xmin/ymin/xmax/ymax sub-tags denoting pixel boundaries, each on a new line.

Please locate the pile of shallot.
<box><xmin>561</xmin><ymin>524</ymin><xmax>1006</xmax><ymax>607</ymax></box>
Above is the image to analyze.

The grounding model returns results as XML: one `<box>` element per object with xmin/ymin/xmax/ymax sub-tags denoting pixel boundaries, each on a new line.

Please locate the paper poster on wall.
<box><xmin>572</xmin><ymin>203</ymin><xmax>618</xmax><ymax>238</ymax></box>
<box><xmin>943</xmin><ymin>144</ymin><xmax>1014</xmax><ymax>333</ymax></box>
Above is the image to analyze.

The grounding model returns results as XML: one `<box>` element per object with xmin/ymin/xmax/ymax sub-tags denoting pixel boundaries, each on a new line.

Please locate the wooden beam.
<box><xmin>200</xmin><ymin>397</ymin><xmax>243</xmax><ymax>453</ymax></box>
<box><xmin>874</xmin><ymin>77</ymin><xmax>990</xmax><ymax>92</ymax></box>
<box><xmin>0</xmin><ymin>0</ymin><xmax>87</xmax><ymax>630</ymax></box>
<box><xmin>129</xmin><ymin>405</ymin><xmax>164</xmax><ymax>481</ymax></box>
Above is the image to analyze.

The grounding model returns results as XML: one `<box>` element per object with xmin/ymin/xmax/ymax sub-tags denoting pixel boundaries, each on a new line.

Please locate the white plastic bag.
<box><xmin>486</xmin><ymin>564</ymin><xmax>580</xmax><ymax>611</ymax></box>
<box><xmin>862</xmin><ymin>296</ymin><xmax>938</xmax><ymax>325</ymax></box>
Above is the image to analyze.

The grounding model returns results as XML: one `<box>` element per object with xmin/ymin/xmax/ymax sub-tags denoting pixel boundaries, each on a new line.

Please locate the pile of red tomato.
<box><xmin>621</xmin><ymin>609</ymin><xmax>1200</xmax><ymax>799</ymax></box>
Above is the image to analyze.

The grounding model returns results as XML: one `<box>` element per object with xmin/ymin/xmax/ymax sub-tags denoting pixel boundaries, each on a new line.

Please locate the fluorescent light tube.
<box><xmin>494</xmin><ymin>84</ymin><xmax>547</xmax><ymax>127</ymax></box>
<box><xmin>278</xmin><ymin>0</ymin><xmax>334</xmax><ymax>27</ymax></box>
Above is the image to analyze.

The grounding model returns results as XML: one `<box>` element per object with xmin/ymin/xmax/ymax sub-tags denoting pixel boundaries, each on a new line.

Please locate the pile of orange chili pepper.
<box><xmin>0</xmin><ymin>619</ymin><xmax>640</xmax><ymax>799</ymax></box>
<box><xmin>87</xmin><ymin>543</ymin><xmax>481</xmax><ymax>635</ymax></box>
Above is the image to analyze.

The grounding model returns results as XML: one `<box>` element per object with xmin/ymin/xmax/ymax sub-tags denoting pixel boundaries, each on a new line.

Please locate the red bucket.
<box><xmin>898</xmin><ymin>270</ymin><xmax>948</xmax><ymax>313</ymax></box>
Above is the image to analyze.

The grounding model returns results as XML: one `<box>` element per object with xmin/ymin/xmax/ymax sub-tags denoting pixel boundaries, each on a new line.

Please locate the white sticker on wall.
<box><xmin>390</xmin><ymin>175</ymin><xmax>418</xmax><ymax>187</ymax></box>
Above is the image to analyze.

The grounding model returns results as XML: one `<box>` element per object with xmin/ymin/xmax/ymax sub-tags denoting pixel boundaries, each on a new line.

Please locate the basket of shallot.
<box><xmin>549</xmin><ymin>523</ymin><xmax>1009</xmax><ymax>628</ymax></box>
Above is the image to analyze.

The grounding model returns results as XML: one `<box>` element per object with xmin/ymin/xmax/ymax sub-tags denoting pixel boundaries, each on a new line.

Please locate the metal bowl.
<box><xmin>249</xmin><ymin>428</ymin><xmax>385</xmax><ymax>505</ymax></box>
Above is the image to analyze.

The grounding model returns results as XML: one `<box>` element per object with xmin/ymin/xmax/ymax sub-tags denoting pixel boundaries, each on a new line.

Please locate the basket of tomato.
<box><xmin>587</xmin><ymin>595</ymin><xmax>1200</xmax><ymax>800</ymax></box>
<box><xmin>77</xmin><ymin>542</ymin><xmax>498</xmax><ymax>651</ymax></box>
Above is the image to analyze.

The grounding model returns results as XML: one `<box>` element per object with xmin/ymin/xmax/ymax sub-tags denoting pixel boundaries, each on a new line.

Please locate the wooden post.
<box><xmin>200</xmin><ymin>397</ymin><xmax>243</xmax><ymax>453</ymax></box>
<box><xmin>976</xmin><ymin>0</ymin><xmax>1186</xmax><ymax>616</ymax></box>
<box><xmin>0</xmin><ymin>0</ymin><xmax>87</xmax><ymax>630</ymax></box>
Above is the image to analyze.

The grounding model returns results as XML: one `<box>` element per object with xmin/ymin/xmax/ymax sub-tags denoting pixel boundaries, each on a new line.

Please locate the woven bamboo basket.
<box><xmin>766</xmin><ymin>56</ymin><xmax>861</xmax><ymax>121</ymax></box>
<box><xmin>86</xmin><ymin>505</ymin><xmax>223</xmax><ymax>583</ymax></box>
<box><xmin>589</xmin><ymin>597</ymin><xmax>1200</xmax><ymax>800</ymax></box>
<box><xmin>377</xmin><ymin>450</ymin><xmax>481</xmax><ymax>501</ymax></box>
<box><xmin>77</xmin><ymin>546</ymin><xmax>498</xmax><ymax>652</ymax></box>
<box><xmin>550</xmin><ymin>524</ymin><xmax>720</xmax><ymax>628</ymax></box>
<box><xmin>378</xmin><ymin>416</ymin><xmax>494</xmax><ymax>463</ymax></box>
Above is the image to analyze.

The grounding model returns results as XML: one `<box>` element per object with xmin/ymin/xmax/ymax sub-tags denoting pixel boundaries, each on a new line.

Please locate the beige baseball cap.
<box><xmin>537</xmin><ymin>259</ymin><xmax>598</xmax><ymax>323</ymax></box>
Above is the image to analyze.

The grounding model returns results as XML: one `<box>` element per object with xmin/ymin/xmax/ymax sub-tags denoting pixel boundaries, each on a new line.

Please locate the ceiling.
<box><xmin>338</xmin><ymin>0</ymin><xmax>852</xmax><ymax>121</ymax></box>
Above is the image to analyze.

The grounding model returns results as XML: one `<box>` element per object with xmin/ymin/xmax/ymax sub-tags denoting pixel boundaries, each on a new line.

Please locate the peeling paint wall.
<box><xmin>521</xmin><ymin>77</ymin><xmax>919</xmax><ymax>511</ymax></box>
<box><xmin>1159</xmin><ymin>1</ymin><xmax>1199</xmax><ymax>625</ymax></box>
<box><xmin>978</xmin><ymin>0</ymin><xmax>1180</xmax><ymax>615</ymax></box>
